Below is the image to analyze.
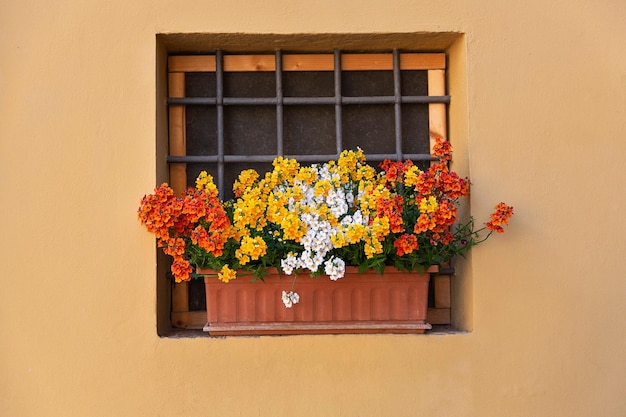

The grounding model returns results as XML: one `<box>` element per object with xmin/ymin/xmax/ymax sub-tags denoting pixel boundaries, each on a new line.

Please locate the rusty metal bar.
<box><xmin>168</xmin><ymin>95</ymin><xmax>450</xmax><ymax>106</ymax></box>
<box><xmin>393</xmin><ymin>49</ymin><xmax>402</xmax><ymax>160</ymax></box>
<box><xmin>275</xmin><ymin>51</ymin><xmax>284</xmax><ymax>155</ymax></box>
<box><xmin>334</xmin><ymin>49</ymin><xmax>342</xmax><ymax>155</ymax></box>
<box><xmin>216</xmin><ymin>50</ymin><xmax>225</xmax><ymax>197</ymax></box>
<box><xmin>168</xmin><ymin>153</ymin><xmax>435</xmax><ymax>164</ymax></box>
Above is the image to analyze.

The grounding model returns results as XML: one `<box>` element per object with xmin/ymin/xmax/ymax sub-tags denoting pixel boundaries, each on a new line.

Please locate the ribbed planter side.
<box><xmin>200</xmin><ymin>266</ymin><xmax>437</xmax><ymax>336</ymax></box>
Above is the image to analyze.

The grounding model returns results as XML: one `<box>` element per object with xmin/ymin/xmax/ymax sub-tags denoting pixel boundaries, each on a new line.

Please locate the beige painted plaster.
<box><xmin>1</xmin><ymin>1</ymin><xmax>625</xmax><ymax>416</ymax></box>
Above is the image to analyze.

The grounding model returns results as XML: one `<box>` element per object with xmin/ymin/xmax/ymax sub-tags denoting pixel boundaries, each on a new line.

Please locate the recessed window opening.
<box><xmin>164</xmin><ymin>47</ymin><xmax>453</xmax><ymax>331</ymax></box>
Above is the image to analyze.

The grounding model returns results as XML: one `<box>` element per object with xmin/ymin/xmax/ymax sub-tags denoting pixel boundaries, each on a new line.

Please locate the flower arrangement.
<box><xmin>138</xmin><ymin>137</ymin><xmax>513</xmax><ymax>307</ymax></box>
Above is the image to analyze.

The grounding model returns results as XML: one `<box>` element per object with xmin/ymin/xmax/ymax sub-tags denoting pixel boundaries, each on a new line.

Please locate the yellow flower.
<box><xmin>233</xmin><ymin>169</ymin><xmax>259</xmax><ymax>196</ymax></box>
<box><xmin>371</xmin><ymin>216</ymin><xmax>390</xmax><ymax>238</ymax></box>
<box><xmin>235</xmin><ymin>235</ymin><xmax>267</xmax><ymax>265</ymax></box>
<box><xmin>195</xmin><ymin>171</ymin><xmax>218</xmax><ymax>195</ymax></box>
<box><xmin>356</xmin><ymin>165</ymin><xmax>377</xmax><ymax>181</ymax></box>
<box><xmin>403</xmin><ymin>165</ymin><xmax>422</xmax><ymax>187</ymax></box>
<box><xmin>338</xmin><ymin>148</ymin><xmax>364</xmax><ymax>170</ymax></box>
<box><xmin>296</xmin><ymin>167</ymin><xmax>318</xmax><ymax>185</ymax></box>
<box><xmin>419</xmin><ymin>196</ymin><xmax>439</xmax><ymax>213</ymax></box>
<box><xmin>266</xmin><ymin>193</ymin><xmax>289</xmax><ymax>222</ymax></box>
<box><xmin>314</xmin><ymin>180</ymin><xmax>331</xmax><ymax>197</ymax></box>
<box><xmin>233</xmin><ymin>191</ymin><xmax>268</xmax><ymax>231</ymax></box>
<box><xmin>218</xmin><ymin>265</ymin><xmax>236</xmax><ymax>283</ymax></box>
<box><xmin>315</xmin><ymin>204</ymin><xmax>338</xmax><ymax>226</ymax></box>
<box><xmin>364</xmin><ymin>236</ymin><xmax>383</xmax><ymax>258</ymax></box>
<box><xmin>280</xmin><ymin>212</ymin><xmax>306</xmax><ymax>241</ymax></box>
<box><xmin>331</xmin><ymin>232</ymin><xmax>348</xmax><ymax>248</ymax></box>
<box><xmin>272</xmin><ymin>156</ymin><xmax>300</xmax><ymax>183</ymax></box>
<box><xmin>344</xmin><ymin>223</ymin><xmax>367</xmax><ymax>243</ymax></box>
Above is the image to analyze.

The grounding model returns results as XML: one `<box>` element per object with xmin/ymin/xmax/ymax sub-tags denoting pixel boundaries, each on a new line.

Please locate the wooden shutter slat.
<box><xmin>400</xmin><ymin>53</ymin><xmax>445</xmax><ymax>70</ymax></box>
<box><xmin>169</xmin><ymin>56</ymin><xmax>216</xmax><ymax>72</ymax></box>
<box><xmin>282</xmin><ymin>54</ymin><xmax>335</xmax><ymax>71</ymax></box>
<box><xmin>223</xmin><ymin>55</ymin><xmax>276</xmax><ymax>71</ymax></box>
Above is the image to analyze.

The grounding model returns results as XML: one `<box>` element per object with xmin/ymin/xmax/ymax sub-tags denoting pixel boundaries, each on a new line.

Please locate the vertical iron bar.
<box><xmin>216</xmin><ymin>50</ymin><xmax>225</xmax><ymax>198</ymax></box>
<box><xmin>275</xmin><ymin>50</ymin><xmax>284</xmax><ymax>156</ymax></box>
<box><xmin>334</xmin><ymin>49</ymin><xmax>342</xmax><ymax>156</ymax></box>
<box><xmin>393</xmin><ymin>49</ymin><xmax>402</xmax><ymax>160</ymax></box>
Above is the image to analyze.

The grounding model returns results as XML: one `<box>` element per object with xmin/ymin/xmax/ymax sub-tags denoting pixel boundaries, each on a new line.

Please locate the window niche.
<box><xmin>155</xmin><ymin>33</ymin><xmax>469</xmax><ymax>335</ymax></box>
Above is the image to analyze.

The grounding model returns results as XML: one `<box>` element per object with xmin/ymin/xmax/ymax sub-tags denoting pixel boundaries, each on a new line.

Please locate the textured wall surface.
<box><xmin>1</xmin><ymin>1</ymin><xmax>625</xmax><ymax>416</ymax></box>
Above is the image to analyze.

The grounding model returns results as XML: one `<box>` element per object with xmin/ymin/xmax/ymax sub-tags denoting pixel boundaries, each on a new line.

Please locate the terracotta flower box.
<box><xmin>200</xmin><ymin>266</ymin><xmax>437</xmax><ymax>336</ymax></box>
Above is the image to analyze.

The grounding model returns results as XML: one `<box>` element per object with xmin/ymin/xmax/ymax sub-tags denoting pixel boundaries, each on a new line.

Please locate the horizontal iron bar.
<box><xmin>341</xmin><ymin>95</ymin><xmax>450</xmax><ymax>104</ymax></box>
<box><xmin>167</xmin><ymin>153</ymin><xmax>436</xmax><ymax>164</ymax></box>
<box><xmin>168</xmin><ymin>95</ymin><xmax>450</xmax><ymax>106</ymax></box>
<box><xmin>168</xmin><ymin>97</ymin><xmax>217</xmax><ymax>105</ymax></box>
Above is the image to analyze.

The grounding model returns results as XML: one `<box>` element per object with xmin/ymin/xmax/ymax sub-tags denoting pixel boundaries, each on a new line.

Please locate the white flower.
<box><xmin>282</xmin><ymin>291</ymin><xmax>300</xmax><ymax>308</ymax></box>
<box><xmin>312</xmin><ymin>251</ymin><xmax>325</xmax><ymax>268</ymax></box>
<box><xmin>301</xmin><ymin>250</ymin><xmax>317</xmax><ymax>270</ymax></box>
<box><xmin>300</xmin><ymin>233</ymin><xmax>313</xmax><ymax>249</ymax></box>
<box><xmin>352</xmin><ymin>210</ymin><xmax>364</xmax><ymax>224</ymax></box>
<box><xmin>324</xmin><ymin>256</ymin><xmax>346</xmax><ymax>281</ymax></box>
<box><xmin>281</xmin><ymin>252</ymin><xmax>299</xmax><ymax>275</ymax></box>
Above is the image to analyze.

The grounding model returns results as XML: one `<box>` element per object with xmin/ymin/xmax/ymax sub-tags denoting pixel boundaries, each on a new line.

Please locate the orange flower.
<box><xmin>414</xmin><ymin>213</ymin><xmax>435</xmax><ymax>234</ymax></box>
<box><xmin>394</xmin><ymin>233</ymin><xmax>419</xmax><ymax>256</ymax></box>
<box><xmin>171</xmin><ymin>257</ymin><xmax>192</xmax><ymax>282</ymax></box>
<box><xmin>432</xmin><ymin>136</ymin><xmax>452</xmax><ymax>162</ymax></box>
<box><xmin>137</xmin><ymin>184</ymin><xmax>181</xmax><ymax>242</ymax></box>
<box><xmin>138</xmin><ymin>182</ymin><xmax>232</xmax><ymax>282</ymax></box>
<box><xmin>486</xmin><ymin>202</ymin><xmax>514</xmax><ymax>233</ymax></box>
<box><xmin>415</xmin><ymin>171</ymin><xmax>435</xmax><ymax>197</ymax></box>
<box><xmin>436</xmin><ymin>171</ymin><xmax>469</xmax><ymax>200</ymax></box>
<box><xmin>380</xmin><ymin>160</ymin><xmax>415</xmax><ymax>186</ymax></box>
<box><xmin>375</xmin><ymin>194</ymin><xmax>405</xmax><ymax>233</ymax></box>
<box><xmin>384</xmin><ymin>163</ymin><xmax>399</xmax><ymax>182</ymax></box>
<box><xmin>432</xmin><ymin>200</ymin><xmax>457</xmax><ymax>232</ymax></box>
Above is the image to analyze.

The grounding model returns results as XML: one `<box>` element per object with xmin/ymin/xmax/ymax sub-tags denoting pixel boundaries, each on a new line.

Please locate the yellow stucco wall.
<box><xmin>2</xmin><ymin>1</ymin><xmax>625</xmax><ymax>416</ymax></box>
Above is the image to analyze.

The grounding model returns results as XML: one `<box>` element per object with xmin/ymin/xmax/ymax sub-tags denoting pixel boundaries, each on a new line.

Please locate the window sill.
<box><xmin>158</xmin><ymin>324</ymin><xmax>465</xmax><ymax>338</ymax></box>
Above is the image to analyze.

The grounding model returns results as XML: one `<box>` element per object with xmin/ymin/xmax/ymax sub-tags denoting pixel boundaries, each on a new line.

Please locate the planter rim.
<box><xmin>197</xmin><ymin>265</ymin><xmax>439</xmax><ymax>277</ymax></box>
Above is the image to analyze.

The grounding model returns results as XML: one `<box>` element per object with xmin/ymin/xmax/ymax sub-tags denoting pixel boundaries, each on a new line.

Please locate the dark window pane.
<box><xmin>186</xmin><ymin>106</ymin><xmax>217</xmax><ymax>156</ymax></box>
<box><xmin>224</xmin><ymin>72</ymin><xmax>275</xmax><ymax>98</ymax></box>
<box><xmin>224</xmin><ymin>106</ymin><xmax>276</xmax><ymax>154</ymax></box>
<box><xmin>188</xmin><ymin>279</ymin><xmax>206</xmax><ymax>310</ymax></box>
<box><xmin>343</xmin><ymin>104</ymin><xmax>395</xmax><ymax>153</ymax></box>
<box><xmin>284</xmin><ymin>106</ymin><xmax>336</xmax><ymax>155</ymax></box>
<box><xmin>401</xmin><ymin>70</ymin><xmax>429</xmax><ymax>96</ymax></box>
<box><xmin>185</xmin><ymin>72</ymin><xmax>216</xmax><ymax>98</ymax></box>
<box><xmin>283</xmin><ymin>72</ymin><xmax>334</xmax><ymax>97</ymax></box>
<box><xmin>342</xmin><ymin>71</ymin><xmax>393</xmax><ymax>97</ymax></box>
<box><xmin>402</xmin><ymin>104</ymin><xmax>430</xmax><ymax>154</ymax></box>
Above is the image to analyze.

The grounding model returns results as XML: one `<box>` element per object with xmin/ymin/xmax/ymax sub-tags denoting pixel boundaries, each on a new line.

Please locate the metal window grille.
<box><xmin>167</xmin><ymin>49</ymin><xmax>449</xmax><ymax>199</ymax></box>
